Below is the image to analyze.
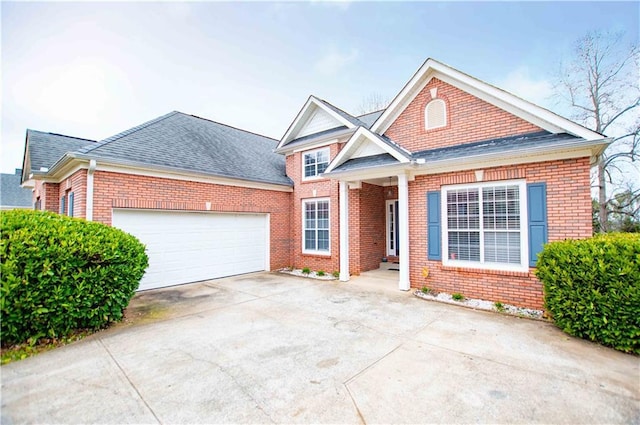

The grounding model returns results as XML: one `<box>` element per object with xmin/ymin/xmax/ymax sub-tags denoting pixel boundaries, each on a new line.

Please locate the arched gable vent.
<box><xmin>425</xmin><ymin>98</ymin><xmax>447</xmax><ymax>130</ymax></box>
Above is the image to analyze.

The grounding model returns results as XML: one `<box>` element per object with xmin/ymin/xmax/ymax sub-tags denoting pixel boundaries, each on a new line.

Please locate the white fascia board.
<box><xmin>78</xmin><ymin>156</ymin><xmax>294</xmax><ymax>193</ymax></box>
<box><xmin>324</xmin><ymin>138</ymin><xmax>609</xmax><ymax>182</ymax></box>
<box><xmin>276</xmin><ymin>127</ymin><xmax>355</xmax><ymax>155</ymax></box>
<box><xmin>411</xmin><ymin>140</ymin><xmax>609</xmax><ymax>177</ymax></box>
<box><xmin>324</xmin><ymin>127</ymin><xmax>409</xmax><ymax>174</ymax></box>
<box><xmin>370</xmin><ymin>58</ymin><xmax>604</xmax><ymax>141</ymax></box>
<box><xmin>277</xmin><ymin>96</ymin><xmax>356</xmax><ymax>149</ymax></box>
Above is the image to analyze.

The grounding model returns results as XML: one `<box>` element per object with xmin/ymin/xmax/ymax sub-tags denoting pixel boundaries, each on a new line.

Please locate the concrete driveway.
<box><xmin>2</xmin><ymin>272</ymin><xmax>638</xmax><ymax>424</ymax></box>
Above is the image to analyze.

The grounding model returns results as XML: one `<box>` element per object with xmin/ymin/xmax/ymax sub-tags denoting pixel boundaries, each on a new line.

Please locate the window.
<box><xmin>303</xmin><ymin>199</ymin><xmax>330</xmax><ymax>254</ymax></box>
<box><xmin>442</xmin><ymin>181</ymin><xmax>527</xmax><ymax>271</ymax></box>
<box><xmin>425</xmin><ymin>98</ymin><xmax>446</xmax><ymax>130</ymax></box>
<box><xmin>303</xmin><ymin>148</ymin><xmax>329</xmax><ymax>180</ymax></box>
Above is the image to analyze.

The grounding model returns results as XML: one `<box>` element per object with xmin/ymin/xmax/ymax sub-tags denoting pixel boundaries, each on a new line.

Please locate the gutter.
<box><xmin>325</xmin><ymin>137</ymin><xmax>612</xmax><ymax>180</ymax></box>
<box><xmin>274</xmin><ymin>127</ymin><xmax>355</xmax><ymax>154</ymax></box>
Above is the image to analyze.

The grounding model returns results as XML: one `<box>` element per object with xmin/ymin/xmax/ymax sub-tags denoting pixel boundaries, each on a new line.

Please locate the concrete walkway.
<box><xmin>2</xmin><ymin>272</ymin><xmax>638</xmax><ymax>424</ymax></box>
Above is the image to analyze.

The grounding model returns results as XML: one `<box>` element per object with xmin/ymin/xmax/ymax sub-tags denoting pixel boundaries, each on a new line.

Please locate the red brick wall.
<box><xmin>86</xmin><ymin>170</ymin><xmax>293</xmax><ymax>270</ymax></box>
<box><xmin>54</xmin><ymin>170</ymin><xmax>88</xmax><ymax>218</ymax></box>
<box><xmin>385</xmin><ymin>78</ymin><xmax>542</xmax><ymax>152</ymax></box>
<box><xmin>286</xmin><ymin>144</ymin><xmax>342</xmax><ymax>274</ymax></box>
<box><xmin>410</xmin><ymin>157</ymin><xmax>592</xmax><ymax>309</ymax></box>
<box><xmin>357</xmin><ymin>183</ymin><xmax>386</xmax><ymax>272</ymax></box>
<box><xmin>36</xmin><ymin>181</ymin><xmax>60</xmax><ymax>213</ymax></box>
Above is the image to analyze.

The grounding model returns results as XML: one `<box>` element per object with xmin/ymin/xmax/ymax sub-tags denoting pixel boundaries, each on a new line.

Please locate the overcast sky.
<box><xmin>1</xmin><ymin>1</ymin><xmax>638</xmax><ymax>175</ymax></box>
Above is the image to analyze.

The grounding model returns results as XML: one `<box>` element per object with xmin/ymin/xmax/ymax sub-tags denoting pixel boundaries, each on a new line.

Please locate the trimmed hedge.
<box><xmin>536</xmin><ymin>233</ymin><xmax>640</xmax><ymax>354</ymax></box>
<box><xmin>1</xmin><ymin>210</ymin><xmax>148</xmax><ymax>346</ymax></box>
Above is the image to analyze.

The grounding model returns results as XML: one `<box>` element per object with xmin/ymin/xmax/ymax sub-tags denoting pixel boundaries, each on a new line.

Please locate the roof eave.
<box><xmin>72</xmin><ymin>153</ymin><xmax>293</xmax><ymax>188</ymax></box>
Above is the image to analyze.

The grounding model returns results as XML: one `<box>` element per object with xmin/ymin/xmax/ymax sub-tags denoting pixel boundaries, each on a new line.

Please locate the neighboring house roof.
<box><xmin>25</xmin><ymin>130</ymin><xmax>96</xmax><ymax>176</ymax></box>
<box><xmin>74</xmin><ymin>111</ymin><xmax>292</xmax><ymax>186</ymax></box>
<box><xmin>1</xmin><ymin>169</ymin><xmax>32</xmax><ymax>208</ymax></box>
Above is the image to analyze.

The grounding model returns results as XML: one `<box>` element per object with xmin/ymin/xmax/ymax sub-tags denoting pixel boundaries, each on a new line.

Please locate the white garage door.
<box><xmin>112</xmin><ymin>209</ymin><xmax>269</xmax><ymax>291</ymax></box>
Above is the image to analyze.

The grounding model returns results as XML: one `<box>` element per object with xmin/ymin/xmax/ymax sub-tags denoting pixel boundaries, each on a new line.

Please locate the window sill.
<box><xmin>301</xmin><ymin>176</ymin><xmax>327</xmax><ymax>183</ymax></box>
<box><xmin>302</xmin><ymin>252</ymin><xmax>332</xmax><ymax>258</ymax></box>
<box><xmin>440</xmin><ymin>264</ymin><xmax>531</xmax><ymax>277</ymax></box>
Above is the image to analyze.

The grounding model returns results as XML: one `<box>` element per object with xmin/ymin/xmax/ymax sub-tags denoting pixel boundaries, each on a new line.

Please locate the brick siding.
<box><xmin>385</xmin><ymin>77</ymin><xmax>542</xmax><ymax>152</ymax></box>
<box><xmin>409</xmin><ymin>157</ymin><xmax>592</xmax><ymax>309</ymax></box>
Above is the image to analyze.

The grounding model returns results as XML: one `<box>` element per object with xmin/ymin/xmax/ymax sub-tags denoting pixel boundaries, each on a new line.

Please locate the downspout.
<box><xmin>86</xmin><ymin>159</ymin><xmax>97</xmax><ymax>221</ymax></box>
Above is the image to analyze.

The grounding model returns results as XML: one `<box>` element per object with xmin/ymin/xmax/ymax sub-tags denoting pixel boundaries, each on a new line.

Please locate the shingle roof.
<box><xmin>333</xmin><ymin>153</ymin><xmax>399</xmax><ymax>172</ymax></box>
<box><xmin>79</xmin><ymin>111</ymin><xmax>292</xmax><ymax>186</ymax></box>
<box><xmin>356</xmin><ymin>110</ymin><xmax>384</xmax><ymax>129</ymax></box>
<box><xmin>315</xmin><ymin>98</ymin><xmax>364</xmax><ymax>128</ymax></box>
<box><xmin>330</xmin><ymin>131</ymin><xmax>585</xmax><ymax>173</ymax></box>
<box><xmin>411</xmin><ymin>131</ymin><xmax>582</xmax><ymax>161</ymax></box>
<box><xmin>1</xmin><ymin>169</ymin><xmax>32</xmax><ymax>208</ymax></box>
<box><xmin>27</xmin><ymin>130</ymin><xmax>96</xmax><ymax>173</ymax></box>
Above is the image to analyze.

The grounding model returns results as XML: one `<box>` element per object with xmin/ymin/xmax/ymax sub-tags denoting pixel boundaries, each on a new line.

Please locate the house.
<box><xmin>21</xmin><ymin>58</ymin><xmax>610</xmax><ymax>308</ymax></box>
<box><xmin>1</xmin><ymin>169</ymin><xmax>33</xmax><ymax>210</ymax></box>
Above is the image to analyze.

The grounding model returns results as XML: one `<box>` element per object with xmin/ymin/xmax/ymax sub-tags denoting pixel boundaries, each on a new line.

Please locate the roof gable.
<box><xmin>23</xmin><ymin>130</ymin><xmax>96</xmax><ymax>179</ymax></box>
<box><xmin>324</xmin><ymin>127</ymin><xmax>410</xmax><ymax>174</ymax></box>
<box><xmin>371</xmin><ymin>58</ymin><xmax>604</xmax><ymax>141</ymax></box>
<box><xmin>277</xmin><ymin>96</ymin><xmax>359</xmax><ymax>149</ymax></box>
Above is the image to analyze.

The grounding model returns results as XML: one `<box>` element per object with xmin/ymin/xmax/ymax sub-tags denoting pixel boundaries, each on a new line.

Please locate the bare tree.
<box><xmin>554</xmin><ymin>30</ymin><xmax>639</xmax><ymax>232</ymax></box>
<box><xmin>356</xmin><ymin>92</ymin><xmax>391</xmax><ymax>115</ymax></box>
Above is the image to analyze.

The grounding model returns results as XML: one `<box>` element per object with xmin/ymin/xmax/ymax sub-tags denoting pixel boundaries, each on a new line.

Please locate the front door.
<box><xmin>386</xmin><ymin>200</ymin><xmax>399</xmax><ymax>256</ymax></box>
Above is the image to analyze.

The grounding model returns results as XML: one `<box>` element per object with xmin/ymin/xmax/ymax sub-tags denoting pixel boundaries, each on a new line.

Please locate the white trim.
<box><xmin>39</xmin><ymin>156</ymin><xmax>293</xmax><ymax>193</ymax></box>
<box><xmin>440</xmin><ymin>179</ymin><xmax>529</xmax><ymax>273</ymax></box>
<box><xmin>265</xmin><ymin>214</ymin><xmax>271</xmax><ymax>271</ymax></box>
<box><xmin>302</xmin><ymin>197</ymin><xmax>331</xmax><ymax>256</ymax></box>
<box><xmin>302</xmin><ymin>147</ymin><xmax>330</xmax><ymax>181</ymax></box>
<box><xmin>370</xmin><ymin>58</ymin><xmax>604</xmax><ymax>141</ymax></box>
<box><xmin>324</xmin><ymin>127</ymin><xmax>410</xmax><ymax>174</ymax></box>
<box><xmin>86</xmin><ymin>159</ymin><xmax>96</xmax><ymax>221</ymax></box>
<box><xmin>339</xmin><ymin>181</ymin><xmax>349</xmax><ymax>281</ymax></box>
<box><xmin>397</xmin><ymin>174</ymin><xmax>410</xmax><ymax>290</ymax></box>
<box><xmin>291</xmin><ymin>138</ymin><xmax>340</xmax><ymax>154</ymax></box>
<box><xmin>425</xmin><ymin>98</ymin><xmax>447</xmax><ymax>130</ymax></box>
<box><xmin>386</xmin><ymin>199</ymin><xmax>398</xmax><ymax>256</ymax></box>
<box><xmin>278</xmin><ymin>96</ymin><xmax>357</xmax><ymax>149</ymax></box>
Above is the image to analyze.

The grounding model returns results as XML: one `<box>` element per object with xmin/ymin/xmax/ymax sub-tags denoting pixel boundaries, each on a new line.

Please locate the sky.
<box><xmin>1</xmin><ymin>1</ymin><xmax>638</xmax><ymax>179</ymax></box>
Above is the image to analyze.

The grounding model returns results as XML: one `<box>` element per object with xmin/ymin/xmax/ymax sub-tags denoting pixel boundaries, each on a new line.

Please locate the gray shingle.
<box><xmin>356</xmin><ymin>110</ymin><xmax>384</xmax><ymax>129</ymax></box>
<box><xmin>81</xmin><ymin>112</ymin><xmax>292</xmax><ymax>186</ymax></box>
<box><xmin>412</xmin><ymin>131</ymin><xmax>580</xmax><ymax>161</ymax></box>
<box><xmin>332</xmin><ymin>153</ymin><xmax>399</xmax><ymax>172</ymax></box>
<box><xmin>27</xmin><ymin>130</ymin><xmax>96</xmax><ymax>173</ymax></box>
<box><xmin>1</xmin><ymin>169</ymin><xmax>33</xmax><ymax>208</ymax></box>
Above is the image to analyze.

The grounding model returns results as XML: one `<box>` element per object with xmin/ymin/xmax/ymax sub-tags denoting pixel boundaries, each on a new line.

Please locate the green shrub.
<box><xmin>452</xmin><ymin>293</ymin><xmax>464</xmax><ymax>301</ymax></box>
<box><xmin>332</xmin><ymin>271</ymin><xmax>339</xmax><ymax>279</ymax></box>
<box><xmin>301</xmin><ymin>267</ymin><xmax>311</xmax><ymax>275</ymax></box>
<box><xmin>316</xmin><ymin>270</ymin><xmax>326</xmax><ymax>276</ymax></box>
<box><xmin>1</xmin><ymin>210</ymin><xmax>148</xmax><ymax>346</ymax></box>
<box><xmin>536</xmin><ymin>233</ymin><xmax>640</xmax><ymax>354</ymax></box>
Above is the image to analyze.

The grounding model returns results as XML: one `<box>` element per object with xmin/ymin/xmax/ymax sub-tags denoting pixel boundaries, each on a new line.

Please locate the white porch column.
<box><xmin>86</xmin><ymin>160</ymin><xmax>97</xmax><ymax>221</ymax></box>
<box><xmin>398</xmin><ymin>173</ymin><xmax>410</xmax><ymax>290</ymax></box>
<box><xmin>339</xmin><ymin>180</ymin><xmax>350</xmax><ymax>281</ymax></box>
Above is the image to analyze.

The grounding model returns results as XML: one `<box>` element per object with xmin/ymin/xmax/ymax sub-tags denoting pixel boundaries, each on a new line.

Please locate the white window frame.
<box><xmin>302</xmin><ymin>198</ymin><xmax>331</xmax><ymax>255</ymax></box>
<box><xmin>386</xmin><ymin>200</ymin><xmax>398</xmax><ymax>256</ymax></box>
<box><xmin>302</xmin><ymin>147</ymin><xmax>330</xmax><ymax>181</ymax></box>
<box><xmin>441</xmin><ymin>179</ymin><xmax>528</xmax><ymax>272</ymax></box>
<box><xmin>425</xmin><ymin>98</ymin><xmax>447</xmax><ymax>130</ymax></box>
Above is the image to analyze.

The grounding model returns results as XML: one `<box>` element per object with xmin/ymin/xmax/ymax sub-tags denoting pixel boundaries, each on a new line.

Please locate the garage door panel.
<box><xmin>112</xmin><ymin>210</ymin><xmax>267</xmax><ymax>291</ymax></box>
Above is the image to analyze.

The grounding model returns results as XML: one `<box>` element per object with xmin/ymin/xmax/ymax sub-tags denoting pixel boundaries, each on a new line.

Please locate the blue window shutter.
<box><xmin>527</xmin><ymin>183</ymin><xmax>548</xmax><ymax>267</ymax></box>
<box><xmin>68</xmin><ymin>192</ymin><xmax>74</xmax><ymax>217</ymax></box>
<box><xmin>427</xmin><ymin>191</ymin><xmax>441</xmax><ymax>260</ymax></box>
<box><xmin>60</xmin><ymin>196</ymin><xmax>65</xmax><ymax>215</ymax></box>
